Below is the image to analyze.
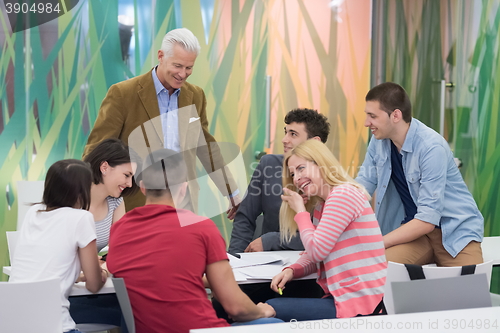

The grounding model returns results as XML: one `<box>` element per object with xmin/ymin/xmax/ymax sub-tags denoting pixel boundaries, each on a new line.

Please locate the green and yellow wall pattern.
<box><xmin>0</xmin><ymin>0</ymin><xmax>372</xmax><ymax>278</ymax></box>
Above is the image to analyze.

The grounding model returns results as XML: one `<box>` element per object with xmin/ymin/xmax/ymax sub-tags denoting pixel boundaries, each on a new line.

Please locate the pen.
<box><xmin>278</xmin><ymin>287</ymin><xmax>283</xmax><ymax>295</ymax></box>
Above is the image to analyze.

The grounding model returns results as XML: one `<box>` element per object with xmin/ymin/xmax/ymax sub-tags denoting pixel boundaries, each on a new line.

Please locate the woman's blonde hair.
<box><xmin>279</xmin><ymin>140</ymin><xmax>370</xmax><ymax>242</ymax></box>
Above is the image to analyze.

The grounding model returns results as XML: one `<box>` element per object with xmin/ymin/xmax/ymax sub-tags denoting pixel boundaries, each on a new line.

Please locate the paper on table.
<box><xmin>235</xmin><ymin>262</ymin><xmax>286</xmax><ymax>280</ymax></box>
<box><xmin>232</xmin><ymin>269</ymin><xmax>248</xmax><ymax>282</ymax></box>
<box><xmin>228</xmin><ymin>252</ymin><xmax>287</xmax><ymax>268</ymax></box>
<box><xmin>227</xmin><ymin>253</ymin><xmax>243</xmax><ymax>267</ymax></box>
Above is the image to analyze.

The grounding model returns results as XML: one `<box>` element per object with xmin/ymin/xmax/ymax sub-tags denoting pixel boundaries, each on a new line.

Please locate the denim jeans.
<box><xmin>266</xmin><ymin>295</ymin><xmax>336</xmax><ymax>322</ymax></box>
<box><xmin>212</xmin><ymin>279</ymin><xmax>324</xmax><ymax>322</ymax></box>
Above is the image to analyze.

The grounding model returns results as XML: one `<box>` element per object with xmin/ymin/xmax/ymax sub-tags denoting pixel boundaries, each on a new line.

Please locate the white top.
<box><xmin>10</xmin><ymin>204</ymin><xmax>96</xmax><ymax>332</ymax></box>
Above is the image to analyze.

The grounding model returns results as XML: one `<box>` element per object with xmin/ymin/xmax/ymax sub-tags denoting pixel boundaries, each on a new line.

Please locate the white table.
<box><xmin>2</xmin><ymin>266</ymin><xmax>116</xmax><ymax>296</ymax></box>
<box><xmin>4</xmin><ymin>239</ymin><xmax>499</xmax><ymax>297</ymax></box>
<box><xmin>191</xmin><ymin>306</ymin><xmax>500</xmax><ymax>332</ymax></box>
<box><xmin>2</xmin><ymin>251</ymin><xmax>308</xmax><ymax>296</ymax></box>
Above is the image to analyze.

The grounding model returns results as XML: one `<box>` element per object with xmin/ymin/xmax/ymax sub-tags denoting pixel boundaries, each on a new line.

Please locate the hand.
<box><xmin>100</xmin><ymin>261</ymin><xmax>109</xmax><ymax>283</ymax></box>
<box><xmin>300</xmin><ymin>191</ymin><xmax>309</xmax><ymax>204</ymax></box>
<box><xmin>100</xmin><ymin>261</ymin><xmax>108</xmax><ymax>271</ymax></box>
<box><xmin>244</xmin><ymin>237</ymin><xmax>264</xmax><ymax>252</ymax></box>
<box><xmin>281</xmin><ymin>188</ymin><xmax>307</xmax><ymax>214</ymax></box>
<box><xmin>75</xmin><ymin>271</ymin><xmax>86</xmax><ymax>283</ymax></box>
<box><xmin>226</xmin><ymin>194</ymin><xmax>242</xmax><ymax>220</ymax></box>
<box><xmin>257</xmin><ymin>302</ymin><xmax>276</xmax><ymax>318</ymax></box>
<box><xmin>98</xmin><ymin>256</ymin><xmax>106</xmax><ymax>266</ymax></box>
<box><xmin>101</xmin><ymin>268</ymin><xmax>109</xmax><ymax>283</ymax></box>
<box><xmin>270</xmin><ymin>268</ymin><xmax>294</xmax><ymax>293</ymax></box>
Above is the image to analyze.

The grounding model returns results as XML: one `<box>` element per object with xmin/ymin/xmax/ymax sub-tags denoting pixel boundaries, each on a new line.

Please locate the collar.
<box><xmin>401</xmin><ymin>118</ymin><xmax>419</xmax><ymax>153</ymax></box>
<box><xmin>151</xmin><ymin>66</ymin><xmax>181</xmax><ymax>96</ymax></box>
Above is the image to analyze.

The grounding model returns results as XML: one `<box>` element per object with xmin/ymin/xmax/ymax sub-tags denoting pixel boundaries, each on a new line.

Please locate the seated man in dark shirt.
<box><xmin>229</xmin><ymin>108</ymin><xmax>331</xmax><ymax>253</ymax></box>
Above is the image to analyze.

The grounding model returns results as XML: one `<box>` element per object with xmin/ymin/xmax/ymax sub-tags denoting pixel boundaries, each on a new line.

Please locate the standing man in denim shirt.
<box><xmin>356</xmin><ymin>82</ymin><xmax>483</xmax><ymax>266</ymax></box>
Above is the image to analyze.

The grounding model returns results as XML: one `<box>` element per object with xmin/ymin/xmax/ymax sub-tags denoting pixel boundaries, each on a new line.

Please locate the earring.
<box><xmin>103</xmin><ymin>172</ymin><xmax>107</xmax><ymax>175</ymax></box>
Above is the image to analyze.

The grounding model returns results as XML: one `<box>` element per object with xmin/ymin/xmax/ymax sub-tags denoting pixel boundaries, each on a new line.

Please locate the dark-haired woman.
<box><xmin>68</xmin><ymin>138</ymin><xmax>138</xmax><ymax>329</ymax></box>
<box><xmin>83</xmin><ymin>138</ymin><xmax>138</xmax><ymax>253</ymax></box>
<box><xmin>10</xmin><ymin>159</ymin><xmax>107</xmax><ymax>333</ymax></box>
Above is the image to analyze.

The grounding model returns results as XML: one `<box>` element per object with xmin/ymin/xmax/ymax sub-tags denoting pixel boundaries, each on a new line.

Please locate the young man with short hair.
<box><xmin>228</xmin><ymin>108</ymin><xmax>330</xmax><ymax>254</ymax></box>
<box><xmin>356</xmin><ymin>82</ymin><xmax>483</xmax><ymax>266</ymax></box>
<box><xmin>107</xmin><ymin>149</ymin><xmax>279</xmax><ymax>333</ymax></box>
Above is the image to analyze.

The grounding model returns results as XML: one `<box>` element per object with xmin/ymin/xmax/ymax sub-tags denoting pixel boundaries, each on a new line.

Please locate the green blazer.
<box><xmin>84</xmin><ymin>69</ymin><xmax>236</xmax><ymax>211</ymax></box>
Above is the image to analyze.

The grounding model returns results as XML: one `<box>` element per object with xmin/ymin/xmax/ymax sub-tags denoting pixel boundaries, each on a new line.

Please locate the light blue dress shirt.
<box><xmin>152</xmin><ymin>67</ymin><xmax>181</xmax><ymax>152</ymax></box>
<box><xmin>356</xmin><ymin>118</ymin><xmax>483</xmax><ymax>257</ymax></box>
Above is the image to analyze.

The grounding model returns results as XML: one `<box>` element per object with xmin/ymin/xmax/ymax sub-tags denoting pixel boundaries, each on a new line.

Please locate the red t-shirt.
<box><xmin>107</xmin><ymin>204</ymin><xmax>230</xmax><ymax>333</ymax></box>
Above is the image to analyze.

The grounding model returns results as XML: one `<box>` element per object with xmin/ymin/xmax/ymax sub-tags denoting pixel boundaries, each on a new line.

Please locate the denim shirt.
<box><xmin>356</xmin><ymin>119</ymin><xmax>483</xmax><ymax>257</ymax></box>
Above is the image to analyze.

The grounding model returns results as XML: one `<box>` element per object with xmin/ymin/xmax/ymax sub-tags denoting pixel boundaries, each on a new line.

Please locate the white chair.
<box><xmin>16</xmin><ymin>180</ymin><xmax>44</xmax><ymax>230</ymax></box>
<box><xmin>6</xmin><ymin>231</ymin><xmax>19</xmax><ymax>264</ymax></box>
<box><xmin>383</xmin><ymin>260</ymin><xmax>494</xmax><ymax>314</ymax></box>
<box><xmin>0</xmin><ymin>278</ymin><xmax>62</xmax><ymax>333</ymax></box>
<box><xmin>112</xmin><ymin>277</ymin><xmax>136</xmax><ymax>333</ymax></box>
<box><xmin>0</xmin><ymin>278</ymin><xmax>121</xmax><ymax>333</ymax></box>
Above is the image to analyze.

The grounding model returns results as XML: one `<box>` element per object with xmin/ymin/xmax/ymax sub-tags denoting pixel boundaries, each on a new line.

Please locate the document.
<box><xmin>232</xmin><ymin>269</ymin><xmax>248</xmax><ymax>282</ymax></box>
<box><xmin>229</xmin><ymin>251</ymin><xmax>316</xmax><ymax>283</ymax></box>
<box><xmin>236</xmin><ymin>262</ymin><xmax>287</xmax><ymax>280</ymax></box>
<box><xmin>228</xmin><ymin>252</ymin><xmax>287</xmax><ymax>268</ymax></box>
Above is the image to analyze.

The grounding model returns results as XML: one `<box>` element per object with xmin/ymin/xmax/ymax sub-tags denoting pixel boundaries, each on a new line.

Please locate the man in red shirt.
<box><xmin>107</xmin><ymin>149</ymin><xmax>278</xmax><ymax>333</ymax></box>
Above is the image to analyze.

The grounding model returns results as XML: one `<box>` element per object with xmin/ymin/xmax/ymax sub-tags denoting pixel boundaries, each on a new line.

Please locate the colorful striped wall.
<box><xmin>2</xmin><ymin>0</ymin><xmax>498</xmax><ymax>286</ymax></box>
<box><xmin>0</xmin><ymin>0</ymin><xmax>371</xmax><ymax>278</ymax></box>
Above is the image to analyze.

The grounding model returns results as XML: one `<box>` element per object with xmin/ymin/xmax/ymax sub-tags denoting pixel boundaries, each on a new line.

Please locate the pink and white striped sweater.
<box><xmin>289</xmin><ymin>184</ymin><xmax>387</xmax><ymax>318</ymax></box>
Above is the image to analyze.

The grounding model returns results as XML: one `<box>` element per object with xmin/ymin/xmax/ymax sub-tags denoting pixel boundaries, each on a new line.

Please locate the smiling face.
<box><xmin>287</xmin><ymin>155</ymin><xmax>328</xmax><ymax>199</ymax></box>
<box><xmin>364</xmin><ymin>100</ymin><xmax>397</xmax><ymax>140</ymax></box>
<box><xmin>156</xmin><ymin>43</ymin><xmax>197</xmax><ymax>94</ymax></box>
<box><xmin>101</xmin><ymin>162</ymin><xmax>137</xmax><ymax>198</ymax></box>
<box><xmin>282</xmin><ymin>122</ymin><xmax>310</xmax><ymax>153</ymax></box>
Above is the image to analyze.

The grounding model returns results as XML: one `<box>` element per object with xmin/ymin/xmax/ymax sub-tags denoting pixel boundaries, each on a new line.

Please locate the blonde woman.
<box><xmin>268</xmin><ymin>140</ymin><xmax>387</xmax><ymax>320</ymax></box>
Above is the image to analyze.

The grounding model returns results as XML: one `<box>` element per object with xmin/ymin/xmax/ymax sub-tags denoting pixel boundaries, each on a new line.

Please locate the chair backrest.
<box><xmin>482</xmin><ymin>236</ymin><xmax>500</xmax><ymax>264</ymax></box>
<box><xmin>17</xmin><ymin>181</ymin><xmax>44</xmax><ymax>230</ymax></box>
<box><xmin>6</xmin><ymin>231</ymin><xmax>19</xmax><ymax>264</ymax></box>
<box><xmin>384</xmin><ymin>260</ymin><xmax>494</xmax><ymax>314</ymax></box>
<box><xmin>0</xmin><ymin>278</ymin><xmax>62</xmax><ymax>333</ymax></box>
<box><xmin>391</xmin><ymin>273</ymin><xmax>492</xmax><ymax>314</ymax></box>
<box><xmin>112</xmin><ymin>277</ymin><xmax>136</xmax><ymax>333</ymax></box>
